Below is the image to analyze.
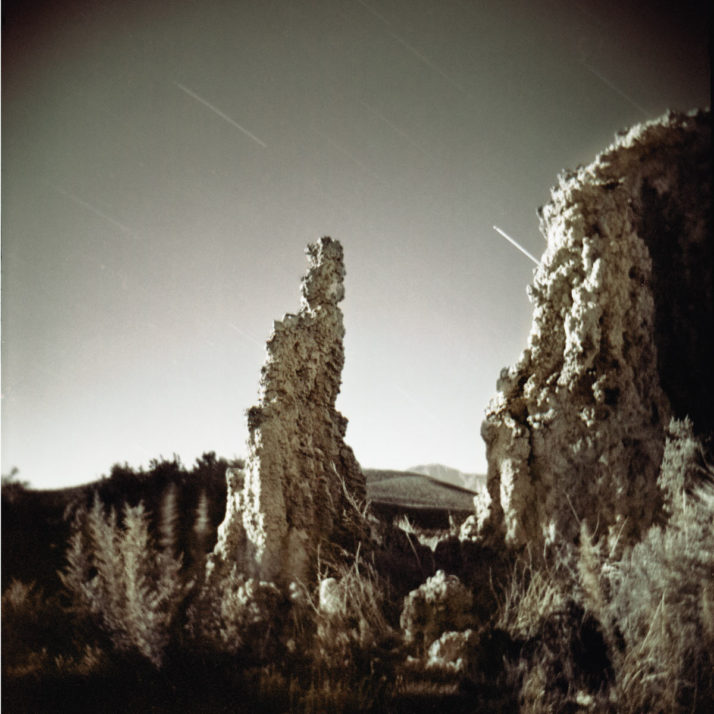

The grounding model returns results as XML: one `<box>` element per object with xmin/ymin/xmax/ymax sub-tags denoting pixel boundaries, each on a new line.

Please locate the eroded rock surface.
<box><xmin>400</xmin><ymin>570</ymin><xmax>474</xmax><ymax>651</ymax></box>
<box><xmin>475</xmin><ymin>110</ymin><xmax>711</xmax><ymax>550</ymax></box>
<box><xmin>425</xmin><ymin>629</ymin><xmax>478</xmax><ymax>674</ymax></box>
<box><xmin>211</xmin><ymin>237</ymin><xmax>366</xmax><ymax>586</ymax></box>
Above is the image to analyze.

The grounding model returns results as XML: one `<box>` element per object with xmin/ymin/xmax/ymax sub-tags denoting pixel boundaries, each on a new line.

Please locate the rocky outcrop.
<box><xmin>475</xmin><ymin>110</ymin><xmax>711</xmax><ymax>550</ymax></box>
<box><xmin>211</xmin><ymin>237</ymin><xmax>366</xmax><ymax>586</ymax></box>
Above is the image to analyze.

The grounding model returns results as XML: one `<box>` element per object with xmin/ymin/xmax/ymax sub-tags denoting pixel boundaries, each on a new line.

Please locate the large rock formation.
<box><xmin>211</xmin><ymin>237</ymin><xmax>366</xmax><ymax>586</ymax></box>
<box><xmin>474</xmin><ymin>110</ymin><xmax>711</xmax><ymax>550</ymax></box>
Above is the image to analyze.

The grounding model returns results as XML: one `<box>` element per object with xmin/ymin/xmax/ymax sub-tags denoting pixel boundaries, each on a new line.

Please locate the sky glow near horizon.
<box><xmin>2</xmin><ymin>0</ymin><xmax>710</xmax><ymax>488</ymax></box>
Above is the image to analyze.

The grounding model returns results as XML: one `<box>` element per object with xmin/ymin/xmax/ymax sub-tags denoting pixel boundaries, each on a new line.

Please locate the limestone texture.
<box><xmin>400</xmin><ymin>570</ymin><xmax>474</xmax><ymax>650</ymax></box>
<box><xmin>211</xmin><ymin>237</ymin><xmax>366</xmax><ymax>586</ymax></box>
<box><xmin>425</xmin><ymin>629</ymin><xmax>478</xmax><ymax>674</ymax></box>
<box><xmin>475</xmin><ymin>110</ymin><xmax>711</xmax><ymax>549</ymax></box>
<box><xmin>194</xmin><ymin>568</ymin><xmax>284</xmax><ymax>657</ymax></box>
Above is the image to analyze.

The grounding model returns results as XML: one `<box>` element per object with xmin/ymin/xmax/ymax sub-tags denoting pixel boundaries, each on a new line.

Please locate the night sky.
<box><xmin>2</xmin><ymin>0</ymin><xmax>710</xmax><ymax>488</ymax></box>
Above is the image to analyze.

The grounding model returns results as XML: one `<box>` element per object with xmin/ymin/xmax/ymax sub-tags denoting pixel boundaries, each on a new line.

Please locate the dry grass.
<box><xmin>605</xmin><ymin>485</ymin><xmax>714</xmax><ymax>712</ymax></box>
<box><xmin>495</xmin><ymin>419</ymin><xmax>714</xmax><ymax>713</ymax></box>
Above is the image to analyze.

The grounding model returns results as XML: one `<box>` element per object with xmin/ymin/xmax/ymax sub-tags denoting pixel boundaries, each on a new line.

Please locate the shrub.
<box><xmin>495</xmin><ymin>548</ymin><xmax>615</xmax><ymax>712</ymax></box>
<box><xmin>1</xmin><ymin>578</ymin><xmax>103</xmax><ymax>681</ymax></box>
<box><xmin>572</xmin><ymin>418</ymin><xmax>714</xmax><ymax>712</ymax></box>
<box><xmin>2</xmin><ymin>580</ymin><xmax>55</xmax><ymax>677</ymax></box>
<box><xmin>18</xmin><ymin>424</ymin><xmax>714</xmax><ymax>711</ymax></box>
<box><xmin>497</xmin><ymin>555</ymin><xmax>567</xmax><ymax>641</ymax></box>
<box><xmin>605</xmin><ymin>437</ymin><xmax>714</xmax><ymax>711</ymax></box>
<box><xmin>1</xmin><ymin>467</ymin><xmax>30</xmax><ymax>504</ymax></box>
<box><xmin>60</xmin><ymin>492</ymin><xmax>187</xmax><ymax>668</ymax></box>
<box><xmin>305</xmin><ymin>550</ymin><xmax>396</xmax><ymax>712</ymax></box>
<box><xmin>315</xmin><ymin>551</ymin><xmax>394</xmax><ymax>665</ymax></box>
<box><xmin>493</xmin><ymin>420</ymin><xmax>714</xmax><ymax>713</ymax></box>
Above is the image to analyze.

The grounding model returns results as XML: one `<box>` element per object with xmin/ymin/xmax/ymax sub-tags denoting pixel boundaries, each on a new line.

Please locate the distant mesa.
<box><xmin>365</xmin><ymin>468</ymin><xmax>477</xmax><ymax>528</ymax></box>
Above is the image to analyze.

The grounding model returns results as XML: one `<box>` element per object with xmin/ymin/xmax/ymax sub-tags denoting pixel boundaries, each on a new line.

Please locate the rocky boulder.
<box><xmin>400</xmin><ymin>570</ymin><xmax>474</xmax><ymax>652</ymax></box>
<box><xmin>476</xmin><ymin>110</ymin><xmax>711</xmax><ymax>550</ymax></box>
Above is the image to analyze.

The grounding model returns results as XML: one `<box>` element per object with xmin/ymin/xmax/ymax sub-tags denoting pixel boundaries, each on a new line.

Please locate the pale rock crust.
<box><xmin>474</xmin><ymin>110</ymin><xmax>711</xmax><ymax>550</ymax></box>
<box><xmin>211</xmin><ymin>237</ymin><xmax>366</xmax><ymax>586</ymax></box>
<box><xmin>426</xmin><ymin>629</ymin><xmax>478</xmax><ymax>674</ymax></box>
<box><xmin>400</xmin><ymin>570</ymin><xmax>474</xmax><ymax>650</ymax></box>
<box><xmin>318</xmin><ymin>577</ymin><xmax>341</xmax><ymax>616</ymax></box>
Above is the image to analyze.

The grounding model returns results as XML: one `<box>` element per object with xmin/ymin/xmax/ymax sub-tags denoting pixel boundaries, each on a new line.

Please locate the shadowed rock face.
<box><xmin>211</xmin><ymin>237</ymin><xmax>366</xmax><ymax>586</ymax></box>
<box><xmin>476</xmin><ymin>110</ymin><xmax>711</xmax><ymax>550</ymax></box>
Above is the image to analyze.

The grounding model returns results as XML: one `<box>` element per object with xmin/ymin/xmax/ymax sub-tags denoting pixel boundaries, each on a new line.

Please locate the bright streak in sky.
<box><xmin>326</xmin><ymin>137</ymin><xmax>383</xmax><ymax>181</ymax></box>
<box><xmin>359</xmin><ymin>100</ymin><xmax>434</xmax><ymax>159</ymax></box>
<box><xmin>355</xmin><ymin>0</ymin><xmax>391</xmax><ymax>26</ymax></box>
<box><xmin>492</xmin><ymin>226</ymin><xmax>539</xmax><ymax>265</ymax></box>
<box><xmin>228</xmin><ymin>323</ymin><xmax>264</xmax><ymax>350</ymax></box>
<box><xmin>355</xmin><ymin>0</ymin><xmax>470</xmax><ymax>96</ymax></box>
<box><xmin>174</xmin><ymin>82</ymin><xmax>268</xmax><ymax>148</ymax></box>
<box><xmin>582</xmin><ymin>63</ymin><xmax>649</xmax><ymax>118</ymax></box>
<box><xmin>51</xmin><ymin>185</ymin><xmax>135</xmax><ymax>237</ymax></box>
<box><xmin>385</xmin><ymin>29</ymin><xmax>470</xmax><ymax>96</ymax></box>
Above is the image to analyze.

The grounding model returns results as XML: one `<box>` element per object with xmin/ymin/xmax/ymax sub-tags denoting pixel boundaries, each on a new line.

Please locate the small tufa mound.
<box><xmin>400</xmin><ymin>570</ymin><xmax>474</xmax><ymax>653</ymax></box>
<box><xmin>189</xmin><ymin>567</ymin><xmax>285</xmax><ymax>660</ymax></box>
<box><xmin>474</xmin><ymin>109</ymin><xmax>711</xmax><ymax>551</ymax></box>
<box><xmin>425</xmin><ymin>629</ymin><xmax>478</xmax><ymax>675</ymax></box>
<box><xmin>210</xmin><ymin>237</ymin><xmax>366</xmax><ymax>587</ymax></box>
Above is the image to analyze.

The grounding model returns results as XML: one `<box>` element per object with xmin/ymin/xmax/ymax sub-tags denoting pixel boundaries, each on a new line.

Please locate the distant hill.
<box><xmin>408</xmin><ymin>464</ymin><xmax>486</xmax><ymax>492</ymax></box>
<box><xmin>364</xmin><ymin>469</ymin><xmax>476</xmax><ymax>528</ymax></box>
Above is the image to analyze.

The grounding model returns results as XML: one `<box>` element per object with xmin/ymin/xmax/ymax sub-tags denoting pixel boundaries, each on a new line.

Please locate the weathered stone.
<box><xmin>475</xmin><ymin>110</ymin><xmax>711</xmax><ymax>550</ymax></box>
<box><xmin>425</xmin><ymin>629</ymin><xmax>478</xmax><ymax>674</ymax></box>
<box><xmin>400</xmin><ymin>570</ymin><xmax>474</xmax><ymax>651</ymax></box>
<box><xmin>211</xmin><ymin>237</ymin><xmax>366</xmax><ymax>586</ymax></box>
<box><xmin>318</xmin><ymin>577</ymin><xmax>341</xmax><ymax>616</ymax></box>
<box><xmin>188</xmin><ymin>561</ymin><xmax>285</xmax><ymax>658</ymax></box>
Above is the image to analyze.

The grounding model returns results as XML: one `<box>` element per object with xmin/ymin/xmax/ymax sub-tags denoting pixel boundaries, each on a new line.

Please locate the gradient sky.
<box><xmin>2</xmin><ymin>0</ymin><xmax>710</xmax><ymax>488</ymax></box>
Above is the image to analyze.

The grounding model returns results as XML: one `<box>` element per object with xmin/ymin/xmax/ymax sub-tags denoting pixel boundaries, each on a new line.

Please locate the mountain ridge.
<box><xmin>407</xmin><ymin>463</ymin><xmax>486</xmax><ymax>492</ymax></box>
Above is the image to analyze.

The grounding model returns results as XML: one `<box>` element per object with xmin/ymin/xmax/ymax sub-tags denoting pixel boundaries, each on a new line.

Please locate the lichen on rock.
<box><xmin>475</xmin><ymin>109</ymin><xmax>711</xmax><ymax>551</ymax></box>
<box><xmin>210</xmin><ymin>237</ymin><xmax>366</xmax><ymax>587</ymax></box>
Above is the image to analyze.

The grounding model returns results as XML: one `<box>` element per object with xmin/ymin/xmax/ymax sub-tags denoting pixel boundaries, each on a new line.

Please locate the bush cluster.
<box><xmin>496</xmin><ymin>418</ymin><xmax>714</xmax><ymax>712</ymax></box>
